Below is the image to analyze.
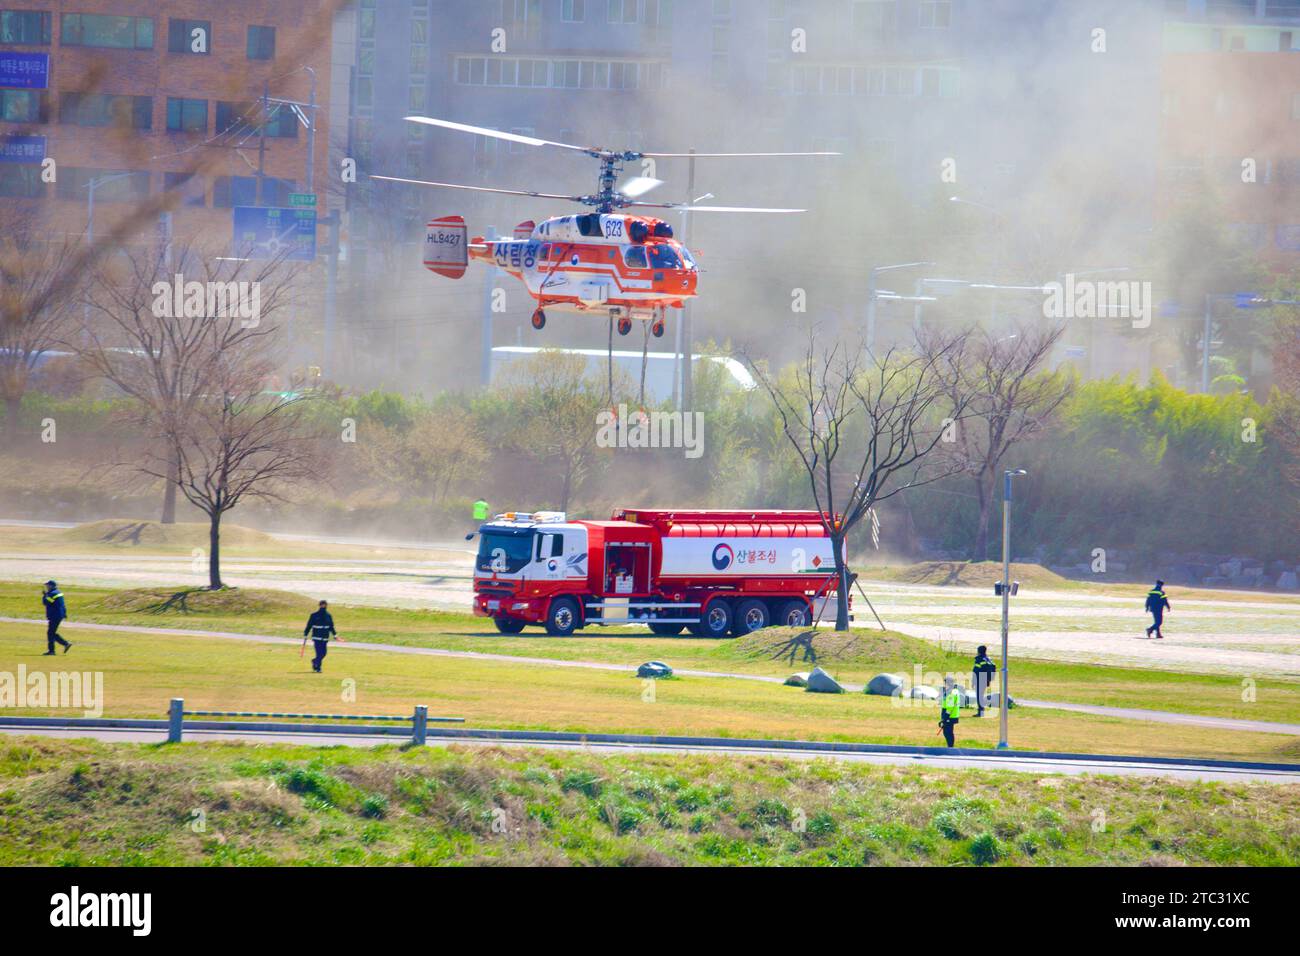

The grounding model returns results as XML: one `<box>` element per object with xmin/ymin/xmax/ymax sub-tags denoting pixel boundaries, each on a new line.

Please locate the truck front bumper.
<box><xmin>474</xmin><ymin>592</ymin><xmax>545</xmax><ymax>623</ymax></box>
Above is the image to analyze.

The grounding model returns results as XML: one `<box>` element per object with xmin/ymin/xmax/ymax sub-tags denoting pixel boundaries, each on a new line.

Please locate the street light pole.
<box><xmin>998</xmin><ymin>467</ymin><xmax>1027</xmax><ymax>750</ymax></box>
<box><xmin>866</xmin><ymin>261</ymin><xmax>933</xmax><ymax>354</ymax></box>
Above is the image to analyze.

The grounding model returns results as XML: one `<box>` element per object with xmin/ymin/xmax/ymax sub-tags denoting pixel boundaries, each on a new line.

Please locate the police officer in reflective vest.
<box><xmin>42</xmin><ymin>580</ymin><xmax>71</xmax><ymax>655</ymax></box>
<box><xmin>939</xmin><ymin>677</ymin><xmax>961</xmax><ymax>747</ymax></box>
<box><xmin>303</xmin><ymin>600</ymin><xmax>338</xmax><ymax>673</ymax></box>
<box><xmin>472</xmin><ymin>499</ymin><xmax>490</xmax><ymax>522</ymax></box>
<box><xmin>1144</xmin><ymin>580</ymin><xmax>1170</xmax><ymax>639</ymax></box>
<box><xmin>972</xmin><ymin>645</ymin><xmax>997</xmax><ymax>717</ymax></box>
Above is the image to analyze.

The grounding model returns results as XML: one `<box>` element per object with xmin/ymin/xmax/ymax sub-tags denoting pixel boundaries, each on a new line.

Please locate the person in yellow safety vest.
<box><xmin>472</xmin><ymin>499</ymin><xmax>489</xmax><ymax>522</ymax></box>
<box><xmin>939</xmin><ymin>677</ymin><xmax>961</xmax><ymax>748</ymax></box>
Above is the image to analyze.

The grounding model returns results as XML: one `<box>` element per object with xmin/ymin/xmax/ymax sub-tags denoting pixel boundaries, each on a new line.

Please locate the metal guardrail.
<box><xmin>166</xmin><ymin>699</ymin><xmax>463</xmax><ymax>744</ymax></box>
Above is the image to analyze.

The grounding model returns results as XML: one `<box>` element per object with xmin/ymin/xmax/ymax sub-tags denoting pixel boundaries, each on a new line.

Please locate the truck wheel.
<box><xmin>775</xmin><ymin>599</ymin><xmax>811</xmax><ymax>628</ymax></box>
<box><xmin>732</xmin><ymin>598</ymin><xmax>770</xmax><ymax>635</ymax></box>
<box><xmin>649</xmin><ymin>622</ymin><xmax>684</xmax><ymax>636</ymax></box>
<box><xmin>494</xmin><ymin>618</ymin><xmax>527</xmax><ymax>635</ymax></box>
<box><xmin>698</xmin><ymin>598</ymin><xmax>732</xmax><ymax>638</ymax></box>
<box><xmin>545</xmin><ymin>597</ymin><xmax>580</xmax><ymax>636</ymax></box>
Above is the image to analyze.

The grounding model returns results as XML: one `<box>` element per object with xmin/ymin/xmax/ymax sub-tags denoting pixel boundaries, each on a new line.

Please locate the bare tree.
<box><xmin>142</xmin><ymin>339</ymin><xmax>321</xmax><ymax>589</ymax></box>
<box><xmin>0</xmin><ymin>212</ymin><xmax>83</xmax><ymax>433</ymax></box>
<box><xmin>748</xmin><ymin>329</ymin><xmax>971</xmax><ymax>630</ymax></box>
<box><xmin>78</xmin><ymin>240</ymin><xmax>296</xmax><ymax>522</ymax></box>
<box><xmin>947</xmin><ymin>324</ymin><xmax>1073</xmax><ymax>559</ymax></box>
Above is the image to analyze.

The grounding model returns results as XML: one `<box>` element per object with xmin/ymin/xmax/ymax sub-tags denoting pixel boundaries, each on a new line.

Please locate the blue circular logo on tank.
<box><xmin>712</xmin><ymin>543</ymin><xmax>734</xmax><ymax>570</ymax></box>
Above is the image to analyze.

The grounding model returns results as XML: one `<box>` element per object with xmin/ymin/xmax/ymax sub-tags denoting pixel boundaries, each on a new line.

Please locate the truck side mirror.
<box><xmin>465</xmin><ymin>533</ymin><xmax>476</xmax><ymax>541</ymax></box>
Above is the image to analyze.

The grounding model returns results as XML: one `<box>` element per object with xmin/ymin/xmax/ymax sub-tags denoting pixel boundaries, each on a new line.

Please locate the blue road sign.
<box><xmin>0</xmin><ymin>52</ymin><xmax>48</xmax><ymax>89</ymax></box>
<box><xmin>232</xmin><ymin>205</ymin><xmax>317</xmax><ymax>261</ymax></box>
<box><xmin>0</xmin><ymin>134</ymin><xmax>44</xmax><ymax>163</ymax></box>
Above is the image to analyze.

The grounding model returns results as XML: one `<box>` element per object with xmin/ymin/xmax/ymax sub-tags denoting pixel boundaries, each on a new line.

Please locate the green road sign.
<box><xmin>289</xmin><ymin>193</ymin><xmax>317</xmax><ymax>207</ymax></box>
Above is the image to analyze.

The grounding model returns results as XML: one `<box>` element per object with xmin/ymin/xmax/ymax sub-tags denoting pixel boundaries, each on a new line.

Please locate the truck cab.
<box><xmin>472</xmin><ymin>512</ymin><xmax>589</xmax><ymax>633</ymax></box>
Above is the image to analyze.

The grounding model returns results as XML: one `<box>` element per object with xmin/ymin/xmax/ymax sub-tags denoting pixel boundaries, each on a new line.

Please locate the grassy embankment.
<box><xmin>0</xmin><ymin>737</ymin><xmax>1295</xmax><ymax>866</ymax></box>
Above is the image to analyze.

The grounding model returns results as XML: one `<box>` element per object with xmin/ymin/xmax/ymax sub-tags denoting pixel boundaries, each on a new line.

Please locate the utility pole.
<box><xmin>1201</xmin><ymin>293</ymin><xmax>1213</xmax><ymax>394</ymax></box>
<box><xmin>304</xmin><ymin>66</ymin><xmax>316</xmax><ymax>195</ymax></box>
<box><xmin>680</xmin><ymin>148</ymin><xmax>696</xmax><ymax>410</ymax></box>
<box><xmin>998</xmin><ymin>468</ymin><xmax>1027</xmax><ymax>750</ymax></box>
<box><xmin>480</xmin><ymin>226</ymin><xmax>497</xmax><ymax>387</ymax></box>
<box><xmin>322</xmin><ymin>209</ymin><xmax>339</xmax><ymax>376</ymax></box>
<box><xmin>256</xmin><ymin>80</ymin><xmax>268</xmax><ymax>205</ymax></box>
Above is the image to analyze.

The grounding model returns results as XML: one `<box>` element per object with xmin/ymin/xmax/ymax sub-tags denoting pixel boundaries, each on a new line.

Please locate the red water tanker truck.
<box><xmin>471</xmin><ymin>508</ymin><xmax>848</xmax><ymax>637</ymax></box>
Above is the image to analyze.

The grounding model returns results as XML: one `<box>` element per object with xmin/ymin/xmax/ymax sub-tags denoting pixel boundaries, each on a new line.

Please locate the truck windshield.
<box><xmin>476</xmin><ymin>530</ymin><xmax>534</xmax><ymax>574</ymax></box>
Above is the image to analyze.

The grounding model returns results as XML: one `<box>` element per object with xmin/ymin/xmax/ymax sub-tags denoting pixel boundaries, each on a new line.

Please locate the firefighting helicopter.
<box><xmin>372</xmin><ymin>116</ymin><xmax>837</xmax><ymax>337</ymax></box>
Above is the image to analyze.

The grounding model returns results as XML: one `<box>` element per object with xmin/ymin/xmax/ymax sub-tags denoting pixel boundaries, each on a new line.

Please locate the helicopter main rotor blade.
<box><xmin>371</xmin><ymin>174</ymin><xmax>582</xmax><ymax>202</ymax></box>
<box><xmin>618</xmin><ymin>176</ymin><xmax>664</xmax><ymax>199</ymax></box>
<box><xmin>631</xmin><ymin>202</ymin><xmax>806</xmax><ymax>214</ymax></box>
<box><xmin>404</xmin><ymin>116</ymin><xmax>590</xmax><ymax>153</ymax></box>
<box><xmin>638</xmin><ymin>151</ymin><xmax>841</xmax><ymax>158</ymax></box>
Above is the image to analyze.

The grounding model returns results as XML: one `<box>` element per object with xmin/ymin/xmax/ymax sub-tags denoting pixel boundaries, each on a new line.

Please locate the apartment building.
<box><xmin>0</xmin><ymin>1</ymin><xmax>333</xmax><ymax>244</ymax></box>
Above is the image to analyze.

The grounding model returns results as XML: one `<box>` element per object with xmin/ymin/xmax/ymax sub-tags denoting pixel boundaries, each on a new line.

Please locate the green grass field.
<box><xmin>2</xmin><ymin>580</ymin><xmax>1295</xmax><ymax>728</ymax></box>
<box><xmin>0</xmin><ymin>737</ymin><xmax>1294</xmax><ymax>866</ymax></box>
<box><xmin>1</xmin><ymin>614</ymin><xmax>1297</xmax><ymax>763</ymax></box>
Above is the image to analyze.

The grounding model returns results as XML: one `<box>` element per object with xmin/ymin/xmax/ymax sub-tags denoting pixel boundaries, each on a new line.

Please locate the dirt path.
<box><xmin>4</xmin><ymin>549</ymin><xmax>1299</xmax><ymax>678</ymax></box>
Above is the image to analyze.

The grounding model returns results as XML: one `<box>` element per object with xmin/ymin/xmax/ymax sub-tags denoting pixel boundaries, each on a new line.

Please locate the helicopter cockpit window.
<box><xmin>623</xmin><ymin>246</ymin><xmax>648</xmax><ymax>269</ymax></box>
<box><xmin>680</xmin><ymin>246</ymin><xmax>697</xmax><ymax>269</ymax></box>
<box><xmin>648</xmin><ymin>245</ymin><xmax>681</xmax><ymax>269</ymax></box>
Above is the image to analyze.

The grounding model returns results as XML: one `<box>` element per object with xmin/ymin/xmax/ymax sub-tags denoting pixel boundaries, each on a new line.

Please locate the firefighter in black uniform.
<box><xmin>1144</xmin><ymin>580</ymin><xmax>1170</xmax><ymax>639</ymax></box>
<box><xmin>303</xmin><ymin>600</ymin><xmax>339</xmax><ymax>672</ymax></box>
<box><xmin>972</xmin><ymin>645</ymin><xmax>997</xmax><ymax>717</ymax></box>
<box><xmin>42</xmin><ymin>580</ymin><xmax>71</xmax><ymax>655</ymax></box>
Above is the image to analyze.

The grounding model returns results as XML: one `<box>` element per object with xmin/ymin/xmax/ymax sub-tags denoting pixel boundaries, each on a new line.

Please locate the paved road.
<box><xmin>3</xmin><ymin>615</ymin><xmax>1297</xmax><ymax>736</ymax></box>
<box><xmin>2</xmin><ymin>724</ymin><xmax>1295</xmax><ymax>783</ymax></box>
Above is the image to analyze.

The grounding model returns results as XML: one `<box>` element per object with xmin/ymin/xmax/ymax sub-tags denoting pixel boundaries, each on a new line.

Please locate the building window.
<box><xmin>167</xmin><ymin>18</ymin><xmax>210</xmax><ymax>54</ymax></box>
<box><xmin>215</xmin><ymin>101</ymin><xmax>256</xmax><ymax>135</ymax></box>
<box><xmin>918</xmin><ymin>0</ymin><xmax>951</xmax><ymax>29</ymax></box>
<box><xmin>0</xmin><ymin>163</ymin><xmax>41</xmax><ymax>196</ymax></box>
<box><xmin>163</xmin><ymin>171</ymin><xmax>204</xmax><ymax>206</ymax></box>
<box><xmin>507</xmin><ymin>0</ymin><xmax>542</xmax><ymax>23</ymax></box>
<box><xmin>852</xmin><ymin>1</ymin><xmax>896</xmax><ymax>40</ymax></box>
<box><xmin>246</xmin><ymin>24</ymin><xmax>275</xmax><ymax>60</ymax></box>
<box><xmin>263</xmin><ymin>105</ymin><xmax>298</xmax><ymax>138</ymax></box>
<box><xmin>409</xmin><ymin>85</ymin><xmax>425</xmax><ymax>111</ymax></box>
<box><xmin>562</xmin><ymin>0</ymin><xmax>585</xmax><ymax>21</ymax></box>
<box><xmin>454</xmin><ymin>55</ymin><xmax>668</xmax><ymax>91</ymax></box>
<box><xmin>0</xmin><ymin>87</ymin><xmax>45</xmax><ymax>122</ymax></box>
<box><xmin>56</xmin><ymin>167</ymin><xmax>149</xmax><ymax>202</ymax></box>
<box><xmin>0</xmin><ymin>10</ymin><xmax>51</xmax><ymax>44</ymax></box>
<box><xmin>60</xmin><ymin>92</ymin><xmax>151</xmax><ymax>128</ymax></box>
<box><xmin>608</xmin><ymin>0</ymin><xmax>639</xmax><ymax>23</ymax></box>
<box><xmin>213</xmin><ymin>175</ymin><xmax>257</xmax><ymax>208</ymax></box>
<box><xmin>60</xmin><ymin>14</ymin><xmax>153</xmax><ymax>50</ymax></box>
<box><xmin>165</xmin><ymin>97</ymin><xmax>207</xmax><ymax>133</ymax></box>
